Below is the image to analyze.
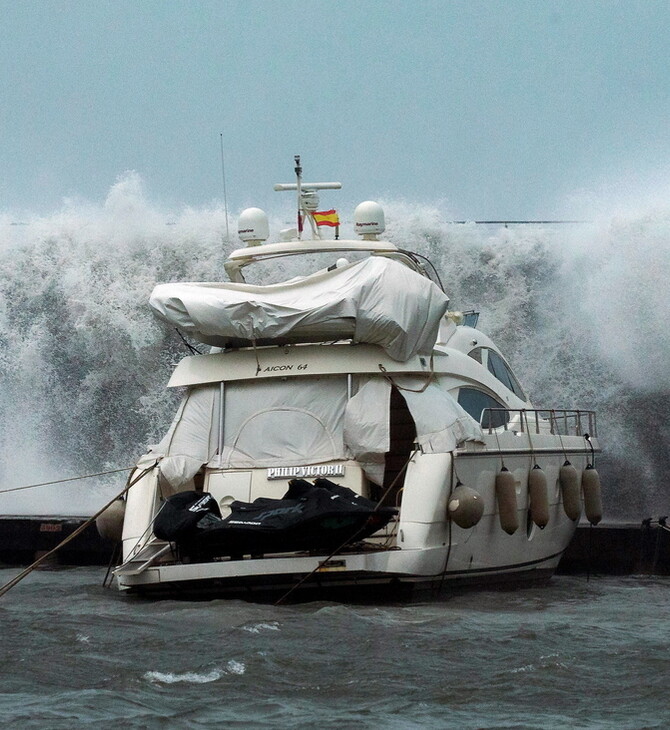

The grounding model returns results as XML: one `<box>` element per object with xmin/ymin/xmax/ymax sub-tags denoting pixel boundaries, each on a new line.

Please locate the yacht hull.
<box><xmin>115</xmin><ymin>442</ymin><xmax>586</xmax><ymax>601</ymax></box>
<box><xmin>115</xmin><ymin>537</ymin><xmax>565</xmax><ymax>602</ymax></box>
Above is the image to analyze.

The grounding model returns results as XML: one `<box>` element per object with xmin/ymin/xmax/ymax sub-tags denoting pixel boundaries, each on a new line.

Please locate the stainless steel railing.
<box><xmin>480</xmin><ymin>408</ymin><xmax>597</xmax><ymax>437</ymax></box>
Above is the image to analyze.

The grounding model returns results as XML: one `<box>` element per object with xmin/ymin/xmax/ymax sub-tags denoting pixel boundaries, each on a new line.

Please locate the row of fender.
<box><xmin>447</xmin><ymin>461</ymin><xmax>603</xmax><ymax>534</ymax></box>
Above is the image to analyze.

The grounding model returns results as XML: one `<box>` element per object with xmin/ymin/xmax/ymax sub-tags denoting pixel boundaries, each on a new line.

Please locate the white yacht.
<box><xmin>111</xmin><ymin>160</ymin><xmax>602</xmax><ymax>600</ymax></box>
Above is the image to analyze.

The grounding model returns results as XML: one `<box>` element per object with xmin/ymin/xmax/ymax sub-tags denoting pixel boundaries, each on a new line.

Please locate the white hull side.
<box><xmin>116</xmin><ymin>527</ymin><xmax>569</xmax><ymax>591</ymax></box>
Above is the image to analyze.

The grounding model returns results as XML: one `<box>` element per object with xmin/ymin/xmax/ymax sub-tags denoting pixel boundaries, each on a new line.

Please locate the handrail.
<box><xmin>114</xmin><ymin>543</ymin><xmax>174</xmax><ymax>576</ymax></box>
<box><xmin>480</xmin><ymin>408</ymin><xmax>597</xmax><ymax>437</ymax></box>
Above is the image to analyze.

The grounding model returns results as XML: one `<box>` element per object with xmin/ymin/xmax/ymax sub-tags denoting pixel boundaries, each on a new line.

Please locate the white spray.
<box><xmin>0</xmin><ymin>174</ymin><xmax>667</xmax><ymax>517</ymax></box>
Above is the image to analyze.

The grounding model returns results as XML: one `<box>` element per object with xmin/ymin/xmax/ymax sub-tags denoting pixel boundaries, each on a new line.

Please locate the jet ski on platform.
<box><xmin>154</xmin><ymin>479</ymin><xmax>397</xmax><ymax>561</ymax></box>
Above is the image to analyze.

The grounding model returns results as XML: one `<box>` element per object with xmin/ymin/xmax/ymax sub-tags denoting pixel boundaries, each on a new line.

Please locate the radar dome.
<box><xmin>238</xmin><ymin>207</ymin><xmax>269</xmax><ymax>245</ymax></box>
<box><xmin>354</xmin><ymin>201</ymin><xmax>385</xmax><ymax>239</ymax></box>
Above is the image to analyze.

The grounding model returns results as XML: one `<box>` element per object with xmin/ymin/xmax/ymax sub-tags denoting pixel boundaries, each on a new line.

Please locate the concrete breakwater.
<box><xmin>2</xmin><ymin>517</ymin><xmax>670</xmax><ymax>575</ymax></box>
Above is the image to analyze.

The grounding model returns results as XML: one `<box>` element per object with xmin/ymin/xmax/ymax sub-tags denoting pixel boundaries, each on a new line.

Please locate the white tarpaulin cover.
<box><xmin>344</xmin><ymin>376</ymin><xmax>484</xmax><ymax>484</ymax></box>
<box><xmin>343</xmin><ymin>378</ymin><xmax>390</xmax><ymax>485</ymax></box>
<box><xmin>149</xmin><ymin>256</ymin><xmax>449</xmax><ymax>361</ymax></box>
<box><xmin>150</xmin><ymin>377</ymin><xmax>348</xmax><ymax>488</ymax></box>
<box><xmin>148</xmin><ymin>375</ymin><xmax>482</xmax><ymax>489</ymax></box>
<box><xmin>152</xmin><ymin>385</ymin><xmax>220</xmax><ymax>489</ymax></box>
<box><xmin>392</xmin><ymin>376</ymin><xmax>484</xmax><ymax>451</ymax></box>
<box><xmin>218</xmin><ymin>377</ymin><xmax>347</xmax><ymax>468</ymax></box>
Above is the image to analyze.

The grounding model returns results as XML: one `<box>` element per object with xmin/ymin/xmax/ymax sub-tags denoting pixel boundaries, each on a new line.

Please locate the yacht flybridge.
<box><xmin>110</xmin><ymin>158</ymin><xmax>603</xmax><ymax>599</ymax></box>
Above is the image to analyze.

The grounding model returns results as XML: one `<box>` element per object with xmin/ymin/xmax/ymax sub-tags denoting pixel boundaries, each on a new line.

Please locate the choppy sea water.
<box><xmin>0</xmin><ymin>570</ymin><xmax>668</xmax><ymax>729</ymax></box>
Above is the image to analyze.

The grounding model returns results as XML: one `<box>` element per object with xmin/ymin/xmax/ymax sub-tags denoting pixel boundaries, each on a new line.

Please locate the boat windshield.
<box><xmin>468</xmin><ymin>347</ymin><xmax>526</xmax><ymax>400</ymax></box>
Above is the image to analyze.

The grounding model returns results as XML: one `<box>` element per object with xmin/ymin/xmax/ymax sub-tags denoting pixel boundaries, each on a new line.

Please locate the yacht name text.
<box><xmin>262</xmin><ymin>363</ymin><xmax>308</xmax><ymax>372</ymax></box>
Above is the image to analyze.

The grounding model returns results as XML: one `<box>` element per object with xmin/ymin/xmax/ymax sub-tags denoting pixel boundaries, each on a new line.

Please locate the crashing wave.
<box><xmin>1</xmin><ymin>173</ymin><xmax>668</xmax><ymax>517</ymax></box>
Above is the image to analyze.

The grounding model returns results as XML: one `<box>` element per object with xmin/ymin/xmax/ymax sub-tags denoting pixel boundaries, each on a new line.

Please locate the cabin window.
<box><xmin>457</xmin><ymin>387</ymin><xmax>509</xmax><ymax>428</ymax></box>
<box><xmin>486</xmin><ymin>350</ymin><xmax>525</xmax><ymax>399</ymax></box>
<box><xmin>467</xmin><ymin>346</ymin><xmax>526</xmax><ymax>400</ymax></box>
<box><xmin>468</xmin><ymin>347</ymin><xmax>483</xmax><ymax>364</ymax></box>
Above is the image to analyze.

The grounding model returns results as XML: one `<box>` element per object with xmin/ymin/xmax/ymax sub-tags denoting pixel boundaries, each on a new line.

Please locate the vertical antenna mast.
<box><xmin>220</xmin><ymin>133</ymin><xmax>230</xmax><ymax>243</ymax></box>
<box><xmin>294</xmin><ymin>154</ymin><xmax>303</xmax><ymax>240</ymax></box>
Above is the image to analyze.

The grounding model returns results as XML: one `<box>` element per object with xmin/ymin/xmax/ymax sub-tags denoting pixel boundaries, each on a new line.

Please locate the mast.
<box><xmin>273</xmin><ymin>157</ymin><xmax>342</xmax><ymax>241</ymax></box>
<box><xmin>294</xmin><ymin>155</ymin><xmax>303</xmax><ymax>240</ymax></box>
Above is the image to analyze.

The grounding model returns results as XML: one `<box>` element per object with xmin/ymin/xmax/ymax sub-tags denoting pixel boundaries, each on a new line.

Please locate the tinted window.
<box><xmin>468</xmin><ymin>347</ymin><xmax>483</xmax><ymax>364</ymax></box>
<box><xmin>458</xmin><ymin>387</ymin><xmax>509</xmax><ymax>428</ymax></box>
<box><xmin>486</xmin><ymin>350</ymin><xmax>526</xmax><ymax>399</ymax></box>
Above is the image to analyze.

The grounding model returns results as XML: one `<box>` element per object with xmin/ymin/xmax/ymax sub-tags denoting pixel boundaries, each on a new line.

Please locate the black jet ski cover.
<box><xmin>311</xmin><ymin>477</ymin><xmax>379</xmax><ymax>510</ymax></box>
<box><xmin>154</xmin><ymin>480</ymin><xmax>397</xmax><ymax>559</ymax></box>
<box><xmin>153</xmin><ymin>491</ymin><xmax>222</xmax><ymax>542</ymax></box>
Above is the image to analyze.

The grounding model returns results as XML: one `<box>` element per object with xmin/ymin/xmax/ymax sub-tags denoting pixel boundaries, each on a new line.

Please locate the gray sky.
<box><xmin>2</xmin><ymin>0</ymin><xmax>670</xmax><ymax>219</ymax></box>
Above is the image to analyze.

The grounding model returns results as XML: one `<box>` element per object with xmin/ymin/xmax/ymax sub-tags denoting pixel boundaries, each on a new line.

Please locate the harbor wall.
<box><xmin>2</xmin><ymin>518</ymin><xmax>669</xmax><ymax>575</ymax></box>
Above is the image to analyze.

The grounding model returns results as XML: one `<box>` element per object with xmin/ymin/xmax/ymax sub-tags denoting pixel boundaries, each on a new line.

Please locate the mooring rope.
<box><xmin>551</xmin><ymin>409</ymin><xmax>570</xmax><ymax>462</ymax></box>
<box><xmin>0</xmin><ymin>467</ymin><xmax>134</xmax><ymax>495</ymax></box>
<box><xmin>0</xmin><ymin>461</ymin><xmax>157</xmax><ymax>599</ymax></box>
<box><xmin>434</xmin><ymin>450</ymin><xmax>457</xmax><ymax>596</ymax></box>
<box><xmin>521</xmin><ymin>409</ymin><xmax>539</xmax><ymax>467</ymax></box>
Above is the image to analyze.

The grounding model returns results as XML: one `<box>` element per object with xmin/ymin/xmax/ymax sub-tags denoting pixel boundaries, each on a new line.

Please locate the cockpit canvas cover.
<box><xmin>150</xmin><ymin>375</ymin><xmax>482</xmax><ymax>490</ymax></box>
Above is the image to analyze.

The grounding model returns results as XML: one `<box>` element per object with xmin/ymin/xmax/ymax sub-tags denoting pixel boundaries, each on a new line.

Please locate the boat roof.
<box><xmin>168</xmin><ymin>343</ymin><xmax>445</xmax><ymax>387</ymax></box>
<box><xmin>227</xmin><ymin>239</ymin><xmax>399</xmax><ymax>259</ymax></box>
<box><xmin>223</xmin><ymin>239</ymin><xmax>424</xmax><ymax>281</ymax></box>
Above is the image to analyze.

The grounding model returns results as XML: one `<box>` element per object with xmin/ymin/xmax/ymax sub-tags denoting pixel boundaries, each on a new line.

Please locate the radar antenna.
<box><xmin>274</xmin><ymin>156</ymin><xmax>342</xmax><ymax>240</ymax></box>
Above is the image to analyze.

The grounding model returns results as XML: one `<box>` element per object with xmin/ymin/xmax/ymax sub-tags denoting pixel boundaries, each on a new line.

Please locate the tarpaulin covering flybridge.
<box><xmin>149</xmin><ymin>256</ymin><xmax>449</xmax><ymax>361</ymax></box>
<box><xmin>150</xmin><ymin>376</ymin><xmax>483</xmax><ymax>489</ymax></box>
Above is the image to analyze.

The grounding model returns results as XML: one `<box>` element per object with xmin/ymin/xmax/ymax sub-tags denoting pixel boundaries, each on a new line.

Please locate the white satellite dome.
<box><xmin>354</xmin><ymin>201</ymin><xmax>385</xmax><ymax>239</ymax></box>
<box><xmin>238</xmin><ymin>207</ymin><xmax>269</xmax><ymax>245</ymax></box>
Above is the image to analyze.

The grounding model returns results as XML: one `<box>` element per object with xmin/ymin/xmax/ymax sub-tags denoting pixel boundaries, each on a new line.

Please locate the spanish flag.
<box><xmin>313</xmin><ymin>209</ymin><xmax>340</xmax><ymax>227</ymax></box>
